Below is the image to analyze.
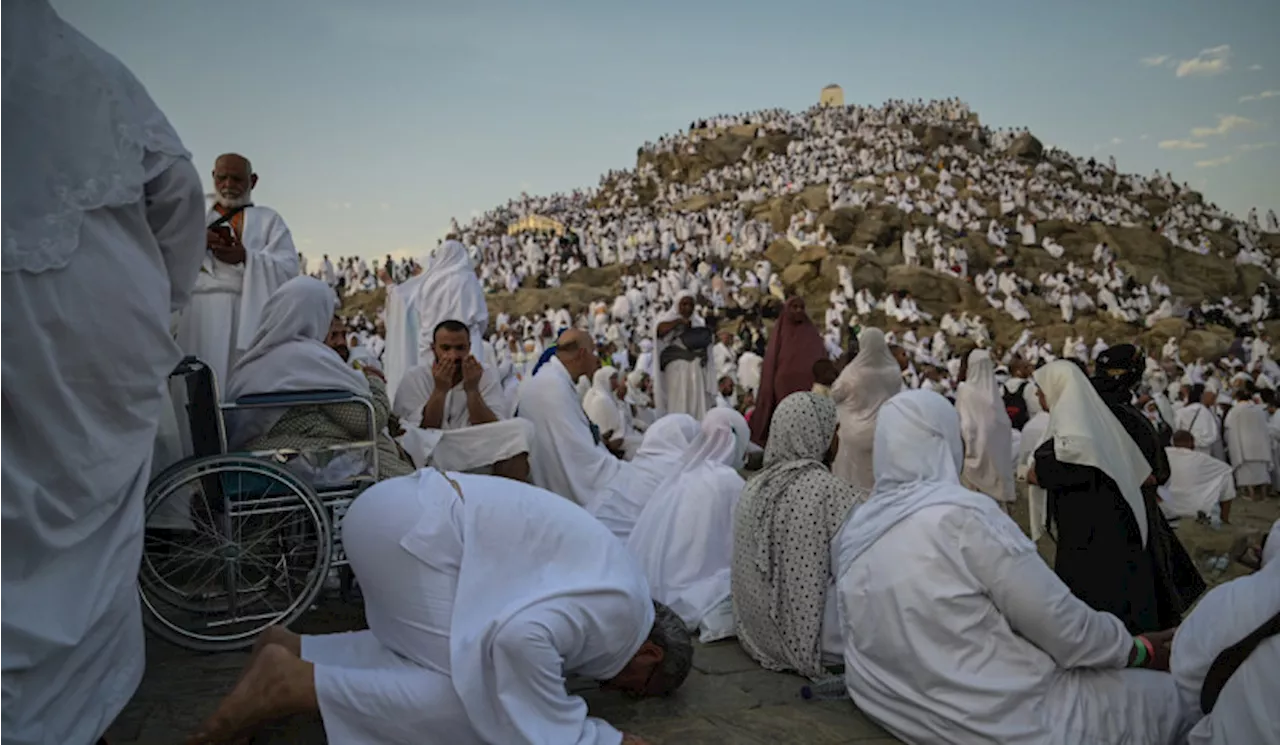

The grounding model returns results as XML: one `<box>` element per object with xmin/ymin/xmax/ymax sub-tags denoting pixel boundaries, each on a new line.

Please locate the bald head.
<box><xmin>556</xmin><ymin>329</ymin><xmax>598</xmax><ymax>380</ymax></box>
<box><xmin>556</xmin><ymin>328</ymin><xmax>591</xmax><ymax>354</ymax></box>
<box><xmin>212</xmin><ymin>153</ymin><xmax>257</xmax><ymax>208</ymax></box>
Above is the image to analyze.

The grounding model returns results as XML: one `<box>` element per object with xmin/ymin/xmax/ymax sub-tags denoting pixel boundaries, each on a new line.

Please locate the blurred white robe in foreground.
<box><xmin>1171</xmin><ymin>520</ymin><xmax>1280</xmax><ymax>745</ymax></box>
<box><xmin>2</xmin><ymin>3</ymin><xmax>206</xmax><ymax>741</ymax></box>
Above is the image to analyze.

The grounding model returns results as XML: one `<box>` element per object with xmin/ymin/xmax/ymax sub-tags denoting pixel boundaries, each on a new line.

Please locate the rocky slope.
<box><xmin>355</xmin><ymin>112</ymin><xmax>1280</xmax><ymax>361</ymax></box>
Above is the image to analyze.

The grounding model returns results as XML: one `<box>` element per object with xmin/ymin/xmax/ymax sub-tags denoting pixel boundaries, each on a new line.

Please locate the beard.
<box><xmin>215</xmin><ymin>187</ymin><xmax>253</xmax><ymax>209</ymax></box>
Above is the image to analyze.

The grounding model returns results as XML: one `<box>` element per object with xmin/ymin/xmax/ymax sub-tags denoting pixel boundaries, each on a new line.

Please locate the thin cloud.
<box><xmin>1141</xmin><ymin>54</ymin><xmax>1171</xmax><ymax>67</ymax></box>
<box><xmin>1109</xmin><ymin>137</ymin><xmax>1123</xmax><ymax>145</ymax></box>
<box><xmin>1190</xmin><ymin>114</ymin><xmax>1256</xmax><ymax>137</ymax></box>
<box><xmin>1248</xmin><ymin>64</ymin><xmax>1263</xmax><ymax>71</ymax></box>
<box><xmin>1176</xmin><ymin>45</ymin><xmax>1232</xmax><ymax>78</ymax></box>
<box><xmin>1158</xmin><ymin>139</ymin><xmax>1207</xmax><ymax>150</ymax></box>
<box><xmin>1194</xmin><ymin>155</ymin><xmax>1235</xmax><ymax>168</ymax></box>
<box><xmin>1139</xmin><ymin>133</ymin><xmax>1150</xmax><ymax>141</ymax></box>
<box><xmin>1238</xmin><ymin>142</ymin><xmax>1277</xmax><ymax>152</ymax></box>
<box><xmin>1239</xmin><ymin>90</ymin><xmax>1280</xmax><ymax>103</ymax></box>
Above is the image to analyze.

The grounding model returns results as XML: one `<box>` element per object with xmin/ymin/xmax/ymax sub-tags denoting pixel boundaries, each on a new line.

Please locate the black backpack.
<box><xmin>1004</xmin><ymin>381</ymin><xmax>1031</xmax><ymax>430</ymax></box>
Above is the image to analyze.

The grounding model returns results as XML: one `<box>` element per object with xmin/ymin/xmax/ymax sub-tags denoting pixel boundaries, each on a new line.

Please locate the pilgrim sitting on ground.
<box><xmin>733</xmin><ymin>392</ymin><xmax>865</xmax><ymax>680</ymax></box>
<box><xmin>1164</xmin><ymin>430</ymin><xmax>1236</xmax><ymax>523</ymax></box>
<box><xmin>392</xmin><ymin>319</ymin><xmax>533</xmax><ymax>481</ymax></box>
<box><xmin>224</xmin><ymin>276</ymin><xmax>414</xmax><ymax>482</ymax></box>
<box><xmin>518</xmin><ymin>329</ymin><xmax>654</xmax><ymax>538</ymax></box>
<box><xmin>1170</xmin><ymin>520</ymin><xmax>1279</xmax><ymax>745</ymax></box>
<box><xmin>189</xmin><ymin>470</ymin><xmax>693</xmax><ymax>744</ymax></box>
<box><xmin>834</xmin><ymin>389</ymin><xmax>1193</xmax><ymax>745</ymax></box>
<box><xmin>584</xmin><ymin>366</ymin><xmax>644</xmax><ymax>458</ymax></box>
<box><xmin>627</xmin><ymin>408</ymin><xmax>751</xmax><ymax>637</ymax></box>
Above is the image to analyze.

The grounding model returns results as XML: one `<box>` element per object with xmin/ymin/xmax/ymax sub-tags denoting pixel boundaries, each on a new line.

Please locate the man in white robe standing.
<box><xmin>2</xmin><ymin>4</ymin><xmax>207</xmax><ymax>741</ymax></box>
<box><xmin>1223</xmin><ymin>388</ymin><xmax>1273</xmax><ymax>500</ymax></box>
<box><xmin>384</xmin><ymin>238</ymin><xmax>489</xmax><ymax>400</ymax></box>
<box><xmin>189</xmin><ymin>470</ymin><xmax>693</xmax><ymax>744</ymax></box>
<box><xmin>1175</xmin><ymin>388</ymin><xmax>1222</xmax><ymax>459</ymax></box>
<box><xmin>176</xmin><ymin>153</ymin><xmax>299</xmax><ymax>391</ymax></box>
<box><xmin>652</xmin><ymin>291</ymin><xmax>716</xmax><ymax>419</ymax></box>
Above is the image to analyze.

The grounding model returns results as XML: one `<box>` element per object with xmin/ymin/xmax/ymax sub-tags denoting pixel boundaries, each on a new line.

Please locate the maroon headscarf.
<box><xmin>749</xmin><ymin>297</ymin><xmax>829</xmax><ymax>445</ymax></box>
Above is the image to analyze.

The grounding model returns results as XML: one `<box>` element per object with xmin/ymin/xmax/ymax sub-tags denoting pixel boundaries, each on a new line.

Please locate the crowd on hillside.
<box><xmin>9</xmin><ymin>4</ymin><xmax>1277</xmax><ymax>744</ymax></box>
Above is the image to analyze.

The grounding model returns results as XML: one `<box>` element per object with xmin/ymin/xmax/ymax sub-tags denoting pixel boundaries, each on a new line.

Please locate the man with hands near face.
<box><xmin>393</xmin><ymin>320</ymin><xmax>533</xmax><ymax>480</ymax></box>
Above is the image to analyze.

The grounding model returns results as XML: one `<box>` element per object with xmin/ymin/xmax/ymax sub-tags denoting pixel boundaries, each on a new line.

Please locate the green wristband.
<box><xmin>1131</xmin><ymin>637</ymin><xmax>1148</xmax><ymax>667</ymax></box>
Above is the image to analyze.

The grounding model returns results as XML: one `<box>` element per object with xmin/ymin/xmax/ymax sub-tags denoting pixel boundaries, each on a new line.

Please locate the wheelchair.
<box><xmin>140</xmin><ymin>357</ymin><xmax>377</xmax><ymax>652</ymax></box>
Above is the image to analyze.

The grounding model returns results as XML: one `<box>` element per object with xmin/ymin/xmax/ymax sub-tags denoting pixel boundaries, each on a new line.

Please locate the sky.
<box><xmin>53</xmin><ymin>0</ymin><xmax>1280</xmax><ymax>262</ymax></box>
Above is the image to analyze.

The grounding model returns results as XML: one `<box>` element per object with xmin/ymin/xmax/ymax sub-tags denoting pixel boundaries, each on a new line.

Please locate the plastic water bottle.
<box><xmin>800</xmin><ymin>675</ymin><xmax>847</xmax><ymax>701</ymax></box>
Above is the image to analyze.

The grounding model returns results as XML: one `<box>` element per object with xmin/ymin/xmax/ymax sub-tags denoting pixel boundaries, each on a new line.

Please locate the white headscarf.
<box><xmin>679</xmin><ymin>407</ymin><xmax>751</xmax><ymax>472</ymax></box>
<box><xmin>225</xmin><ymin>276</ymin><xmax>369</xmax><ymax>447</ymax></box>
<box><xmin>1034</xmin><ymin>360</ymin><xmax>1152</xmax><ymax>546</ymax></box>
<box><xmin>835</xmin><ymin>390</ymin><xmax>1005</xmax><ymax>570</ymax></box>
<box><xmin>3</xmin><ymin>0</ymin><xmax>190</xmax><ymax>274</ymax></box>
<box><xmin>831</xmin><ymin>327</ymin><xmax>904</xmax><ymax>489</ymax></box>
<box><xmin>583</xmin><ymin>366</ymin><xmax>623</xmax><ymax>437</ymax></box>
<box><xmin>629</xmin><ymin>413</ymin><xmax>700</xmax><ymax>494</ymax></box>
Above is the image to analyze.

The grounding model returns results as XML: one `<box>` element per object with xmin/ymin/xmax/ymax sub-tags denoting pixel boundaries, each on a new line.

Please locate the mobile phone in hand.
<box><xmin>208</xmin><ymin>225</ymin><xmax>233</xmax><ymax>245</ymax></box>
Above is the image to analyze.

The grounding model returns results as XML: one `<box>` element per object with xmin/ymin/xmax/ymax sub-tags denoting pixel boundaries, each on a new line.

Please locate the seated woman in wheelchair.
<box><xmin>224</xmin><ymin>276</ymin><xmax>414</xmax><ymax>481</ymax></box>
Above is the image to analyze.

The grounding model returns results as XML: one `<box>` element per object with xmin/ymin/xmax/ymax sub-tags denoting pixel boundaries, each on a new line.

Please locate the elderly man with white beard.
<box><xmin>175</xmin><ymin>153</ymin><xmax>300</xmax><ymax>391</ymax></box>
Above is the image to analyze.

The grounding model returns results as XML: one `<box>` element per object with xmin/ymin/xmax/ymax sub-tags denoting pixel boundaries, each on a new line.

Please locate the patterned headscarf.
<box><xmin>750</xmin><ymin>392</ymin><xmax>839</xmax><ymax>573</ymax></box>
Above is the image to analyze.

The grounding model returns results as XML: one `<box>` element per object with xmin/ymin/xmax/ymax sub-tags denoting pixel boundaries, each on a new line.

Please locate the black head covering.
<box><xmin>1092</xmin><ymin>344</ymin><xmax>1144</xmax><ymax>403</ymax></box>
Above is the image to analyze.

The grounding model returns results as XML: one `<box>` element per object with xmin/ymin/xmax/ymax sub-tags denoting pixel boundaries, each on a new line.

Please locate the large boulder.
<box><xmin>794</xmin><ymin>245</ymin><xmax>829</xmax><ymax>264</ymax></box>
<box><xmin>781</xmin><ymin>263</ymin><xmax>818</xmax><ymax>287</ymax></box>
<box><xmin>818</xmin><ymin>207</ymin><xmax>859</xmax><ymax>244</ymax></box>
<box><xmin>764</xmin><ymin>239</ymin><xmax>796</xmax><ymax>268</ymax></box>
<box><xmin>1181</xmin><ymin>326</ymin><xmax>1234</xmax><ymax>361</ymax></box>
<box><xmin>1005</xmin><ymin>132</ymin><xmax>1043</xmax><ymax>161</ymax></box>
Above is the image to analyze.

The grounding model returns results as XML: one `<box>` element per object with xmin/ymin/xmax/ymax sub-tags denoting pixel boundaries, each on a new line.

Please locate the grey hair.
<box><xmin>647</xmin><ymin>600</ymin><xmax>693</xmax><ymax>695</ymax></box>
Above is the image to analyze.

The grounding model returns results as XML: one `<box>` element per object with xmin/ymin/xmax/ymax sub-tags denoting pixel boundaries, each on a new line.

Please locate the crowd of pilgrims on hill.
<box><xmin>10</xmin><ymin>8</ymin><xmax>1277</xmax><ymax>741</ymax></box>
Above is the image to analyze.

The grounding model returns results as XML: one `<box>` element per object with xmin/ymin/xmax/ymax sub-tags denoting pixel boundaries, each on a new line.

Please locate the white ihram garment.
<box><xmin>2</xmin><ymin>4</ymin><xmax>206</xmax><ymax>741</ymax></box>
<box><xmin>833</xmin><ymin>391</ymin><xmax>1191</xmax><ymax>745</ymax></box>
<box><xmin>516</xmin><ymin>357</ymin><xmax>641</xmax><ymax>523</ymax></box>
<box><xmin>383</xmin><ymin>240</ymin><xmax>489</xmax><ymax>400</ymax></box>
<box><xmin>1171</xmin><ymin>520</ymin><xmax>1280</xmax><ymax>745</ymax></box>
<box><xmin>830</xmin><ymin>328</ymin><xmax>903</xmax><ymax>490</ymax></box>
<box><xmin>175</xmin><ymin>204</ymin><xmax>299</xmax><ymax>392</ymax></box>
<box><xmin>955</xmin><ymin>350</ymin><xmax>1015</xmax><ymax>503</ymax></box>
<box><xmin>627</xmin><ymin>409</ymin><xmax>749</xmax><ymax>628</ymax></box>
<box><xmin>1163</xmin><ymin>447</ymin><xmax>1235</xmax><ymax>518</ymax></box>
<box><xmin>301</xmin><ymin>470</ymin><xmax>653</xmax><ymax>745</ymax></box>
<box><xmin>1223</xmin><ymin>401</ymin><xmax>1273</xmax><ymax>486</ymax></box>
<box><xmin>652</xmin><ymin>291</ymin><xmax>715</xmax><ymax>418</ymax></box>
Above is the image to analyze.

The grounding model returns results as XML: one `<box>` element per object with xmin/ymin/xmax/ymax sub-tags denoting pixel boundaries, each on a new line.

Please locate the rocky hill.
<box><xmin>354</xmin><ymin>106</ymin><xmax>1280</xmax><ymax>361</ymax></box>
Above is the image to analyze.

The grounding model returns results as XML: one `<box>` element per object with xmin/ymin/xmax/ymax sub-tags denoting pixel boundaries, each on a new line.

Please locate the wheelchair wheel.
<box><xmin>140</xmin><ymin>454</ymin><xmax>332</xmax><ymax>652</ymax></box>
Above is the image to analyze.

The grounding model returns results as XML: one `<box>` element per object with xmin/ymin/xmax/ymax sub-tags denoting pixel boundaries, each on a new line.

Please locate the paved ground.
<box><xmin>106</xmin><ymin>599</ymin><xmax>898</xmax><ymax>744</ymax></box>
<box><xmin>107</xmin><ymin>493</ymin><xmax>1278</xmax><ymax>744</ymax></box>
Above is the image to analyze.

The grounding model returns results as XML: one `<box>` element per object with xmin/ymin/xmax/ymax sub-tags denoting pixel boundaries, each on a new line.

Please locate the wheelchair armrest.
<box><xmin>170</xmin><ymin>356</ymin><xmax>207</xmax><ymax>378</ymax></box>
<box><xmin>230</xmin><ymin>390</ymin><xmax>363</xmax><ymax>408</ymax></box>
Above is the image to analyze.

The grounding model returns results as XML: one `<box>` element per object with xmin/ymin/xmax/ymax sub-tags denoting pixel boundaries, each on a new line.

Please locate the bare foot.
<box><xmin>255</xmin><ymin>625</ymin><xmax>302</xmax><ymax>658</ymax></box>
<box><xmin>187</xmin><ymin>644</ymin><xmax>316</xmax><ymax>744</ymax></box>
